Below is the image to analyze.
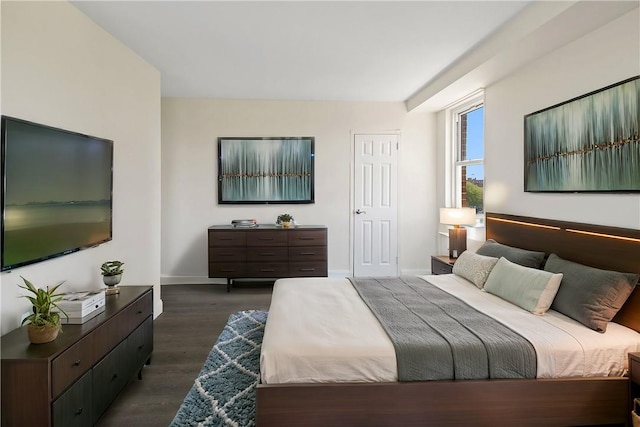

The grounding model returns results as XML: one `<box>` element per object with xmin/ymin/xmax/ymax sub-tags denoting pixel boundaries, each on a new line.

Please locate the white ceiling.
<box><xmin>71</xmin><ymin>1</ymin><xmax>531</xmax><ymax>102</ymax></box>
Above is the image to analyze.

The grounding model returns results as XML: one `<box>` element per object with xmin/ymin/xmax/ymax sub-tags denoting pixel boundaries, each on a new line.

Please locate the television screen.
<box><xmin>1</xmin><ymin>116</ymin><xmax>113</xmax><ymax>271</ymax></box>
<box><xmin>218</xmin><ymin>137</ymin><xmax>315</xmax><ymax>204</ymax></box>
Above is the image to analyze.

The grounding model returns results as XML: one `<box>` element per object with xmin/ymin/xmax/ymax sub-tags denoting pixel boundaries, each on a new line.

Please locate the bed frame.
<box><xmin>256</xmin><ymin>212</ymin><xmax>640</xmax><ymax>426</ymax></box>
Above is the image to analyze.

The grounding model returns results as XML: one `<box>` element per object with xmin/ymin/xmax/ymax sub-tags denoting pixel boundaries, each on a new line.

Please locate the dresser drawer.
<box><xmin>289</xmin><ymin>262</ymin><xmax>328</xmax><ymax>277</ymax></box>
<box><xmin>209</xmin><ymin>262</ymin><xmax>246</xmax><ymax>278</ymax></box>
<box><xmin>52</xmin><ymin>334</ymin><xmax>95</xmax><ymax>398</ymax></box>
<box><xmin>246</xmin><ymin>263</ymin><xmax>289</xmax><ymax>277</ymax></box>
<box><xmin>247</xmin><ymin>247</ymin><xmax>288</xmax><ymax>262</ymax></box>
<box><xmin>128</xmin><ymin>317</ymin><xmax>153</xmax><ymax>375</ymax></box>
<box><xmin>289</xmin><ymin>246</ymin><xmax>327</xmax><ymax>262</ymax></box>
<box><xmin>92</xmin><ymin>310</ymin><xmax>129</xmax><ymax>362</ymax></box>
<box><xmin>92</xmin><ymin>339</ymin><xmax>129</xmax><ymax>424</ymax></box>
<box><xmin>52</xmin><ymin>369</ymin><xmax>93</xmax><ymax>427</ymax></box>
<box><xmin>126</xmin><ymin>290</ymin><xmax>153</xmax><ymax>333</ymax></box>
<box><xmin>209</xmin><ymin>247</ymin><xmax>246</xmax><ymax>262</ymax></box>
<box><xmin>208</xmin><ymin>231</ymin><xmax>246</xmax><ymax>247</ymax></box>
<box><xmin>247</xmin><ymin>231</ymin><xmax>287</xmax><ymax>247</ymax></box>
<box><xmin>288</xmin><ymin>229</ymin><xmax>327</xmax><ymax>247</ymax></box>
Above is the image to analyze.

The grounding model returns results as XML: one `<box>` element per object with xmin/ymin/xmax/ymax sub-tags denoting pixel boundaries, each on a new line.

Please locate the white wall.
<box><xmin>161</xmin><ymin>99</ymin><xmax>435</xmax><ymax>282</ymax></box>
<box><xmin>1</xmin><ymin>2</ymin><xmax>162</xmax><ymax>335</ymax></box>
<box><xmin>484</xmin><ymin>8</ymin><xmax>640</xmax><ymax>229</ymax></box>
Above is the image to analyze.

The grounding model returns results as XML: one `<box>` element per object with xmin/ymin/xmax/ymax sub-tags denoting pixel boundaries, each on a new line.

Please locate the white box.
<box><xmin>56</xmin><ymin>290</ymin><xmax>106</xmax><ymax>317</ymax></box>
<box><xmin>60</xmin><ymin>305</ymin><xmax>106</xmax><ymax>324</ymax></box>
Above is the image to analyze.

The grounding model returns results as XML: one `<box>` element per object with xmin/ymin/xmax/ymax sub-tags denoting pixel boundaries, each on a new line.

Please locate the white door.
<box><xmin>353</xmin><ymin>134</ymin><xmax>399</xmax><ymax>277</ymax></box>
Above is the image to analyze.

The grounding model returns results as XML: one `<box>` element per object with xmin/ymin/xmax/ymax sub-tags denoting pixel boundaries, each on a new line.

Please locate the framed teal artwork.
<box><xmin>524</xmin><ymin>76</ymin><xmax>639</xmax><ymax>192</ymax></box>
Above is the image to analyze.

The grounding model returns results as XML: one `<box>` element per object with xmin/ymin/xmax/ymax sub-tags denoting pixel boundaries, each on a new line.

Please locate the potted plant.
<box><xmin>101</xmin><ymin>260</ymin><xmax>124</xmax><ymax>293</ymax></box>
<box><xmin>19</xmin><ymin>277</ymin><xmax>68</xmax><ymax>344</ymax></box>
<box><xmin>277</xmin><ymin>213</ymin><xmax>293</xmax><ymax>228</ymax></box>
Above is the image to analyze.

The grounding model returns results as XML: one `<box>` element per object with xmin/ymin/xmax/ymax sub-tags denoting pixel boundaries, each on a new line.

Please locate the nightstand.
<box><xmin>430</xmin><ymin>255</ymin><xmax>456</xmax><ymax>275</ymax></box>
<box><xmin>630</xmin><ymin>352</ymin><xmax>640</xmax><ymax>419</ymax></box>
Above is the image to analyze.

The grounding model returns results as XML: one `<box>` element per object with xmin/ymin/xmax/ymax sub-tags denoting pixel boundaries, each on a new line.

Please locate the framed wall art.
<box><xmin>524</xmin><ymin>76</ymin><xmax>639</xmax><ymax>192</ymax></box>
<box><xmin>217</xmin><ymin>137</ymin><xmax>315</xmax><ymax>204</ymax></box>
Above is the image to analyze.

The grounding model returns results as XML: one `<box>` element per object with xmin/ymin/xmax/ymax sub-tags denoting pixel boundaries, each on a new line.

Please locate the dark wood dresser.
<box><xmin>1</xmin><ymin>286</ymin><xmax>153</xmax><ymax>427</ymax></box>
<box><xmin>208</xmin><ymin>225</ymin><xmax>328</xmax><ymax>291</ymax></box>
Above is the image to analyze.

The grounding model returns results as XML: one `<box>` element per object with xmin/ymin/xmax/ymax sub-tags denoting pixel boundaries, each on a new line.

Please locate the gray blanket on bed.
<box><xmin>348</xmin><ymin>276</ymin><xmax>537</xmax><ymax>381</ymax></box>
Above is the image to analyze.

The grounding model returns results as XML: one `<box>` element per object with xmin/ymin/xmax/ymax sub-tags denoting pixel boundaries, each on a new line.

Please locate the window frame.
<box><xmin>446</xmin><ymin>91</ymin><xmax>485</xmax><ymax>222</ymax></box>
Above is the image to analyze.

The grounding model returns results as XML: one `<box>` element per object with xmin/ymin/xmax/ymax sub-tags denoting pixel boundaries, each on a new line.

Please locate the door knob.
<box><xmin>355</xmin><ymin>209</ymin><xmax>367</xmax><ymax>214</ymax></box>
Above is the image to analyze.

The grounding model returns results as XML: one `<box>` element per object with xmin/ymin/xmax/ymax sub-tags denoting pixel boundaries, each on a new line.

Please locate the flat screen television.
<box><xmin>218</xmin><ymin>137</ymin><xmax>315</xmax><ymax>204</ymax></box>
<box><xmin>1</xmin><ymin>116</ymin><xmax>113</xmax><ymax>271</ymax></box>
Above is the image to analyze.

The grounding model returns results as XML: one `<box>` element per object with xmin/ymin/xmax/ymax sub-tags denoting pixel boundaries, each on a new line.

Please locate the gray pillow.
<box><xmin>452</xmin><ymin>251</ymin><xmax>499</xmax><ymax>289</ymax></box>
<box><xmin>484</xmin><ymin>257</ymin><xmax>563</xmax><ymax>315</ymax></box>
<box><xmin>476</xmin><ymin>239</ymin><xmax>546</xmax><ymax>269</ymax></box>
<box><xmin>545</xmin><ymin>254</ymin><xmax>639</xmax><ymax>332</ymax></box>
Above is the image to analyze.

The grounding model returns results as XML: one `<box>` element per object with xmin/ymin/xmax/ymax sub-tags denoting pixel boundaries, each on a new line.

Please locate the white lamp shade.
<box><xmin>439</xmin><ymin>207</ymin><xmax>476</xmax><ymax>226</ymax></box>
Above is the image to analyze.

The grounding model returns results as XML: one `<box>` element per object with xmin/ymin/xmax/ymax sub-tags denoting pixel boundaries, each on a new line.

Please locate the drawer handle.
<box><xmin>221</xmin><ymin>269</ymin><xmax>236</xmax><ymax>272</ymax></box>
<box><xmin>260</xmin><ymin>269</ymin><xmax>275</xmax><ymax>272</ymax></box>
<box><xmin>258</xmin><ymin>238</ymin><xmax>274</xmax><ymax>241</ymax></box>
<box><xmin>300</xmin><ymin>252</ymin><xmax>316</xmax><ymax>255</ymax></box>
<box><xmin>260</xmin><ymin>252</ymin><xmax>275</xmax><ymax>256</ymax></box>
<box><xmin>300</xmin><ymin>268</ymin><xmax>316</xmax><ymax>272</ymax></box>
<box><xmin>73</xmin><ymin>360</ymin><xmax>81</xmax><ymax>366</ymax></box>
<box><xmin>219</xmin><ymin>238</ymin><xmax>233</xmax><ymax>240</ymax></box>
<box><xmin>299</xmin><ymin>237</ymin><xmax>315</xmax><ymax>240</ymax></box>
<box><xmin>75</xmin><ymin>408</ymin><xmax>83</xmax><ymax>416</ymax></box>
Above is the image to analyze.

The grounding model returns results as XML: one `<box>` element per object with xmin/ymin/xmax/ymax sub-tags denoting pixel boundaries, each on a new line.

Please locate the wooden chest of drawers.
<box><xmin>208</xmin><ymin>225</ymin><xmax>328</xmax><ymax>291</ymax></box>
<box><xmin>1</xmin><ymin>286</ymin><xmax>153</xmax><ymax>427</ymax></box>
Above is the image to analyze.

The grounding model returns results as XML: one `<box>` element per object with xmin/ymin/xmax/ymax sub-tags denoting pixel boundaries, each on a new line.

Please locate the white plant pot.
<box><xmin>103</xmin><ymin>274</ymin><xmax>122</xmax><ymax>286</ymax></box>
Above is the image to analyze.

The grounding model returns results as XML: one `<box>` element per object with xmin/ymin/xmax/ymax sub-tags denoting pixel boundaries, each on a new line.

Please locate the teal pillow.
<box><xmin>545</xmin><ymin>254</ymin><xmax>639</xmax><ymax>332</ymax></box>
<box><xmin>476</xmin><ymin>240</ymin><xmax>546</xmax><ymax>269</ymax></box>
<box><xmin>484</xmin><ymin>257</ymin><xmax>563</xmax><ymax>315</ymax></box>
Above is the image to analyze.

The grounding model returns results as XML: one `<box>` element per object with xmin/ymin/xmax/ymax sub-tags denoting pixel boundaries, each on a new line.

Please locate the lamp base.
<box><xmin>448</xmin><ymin>227</ymin><xmax>467</xmax><ymax>259</ymax></box>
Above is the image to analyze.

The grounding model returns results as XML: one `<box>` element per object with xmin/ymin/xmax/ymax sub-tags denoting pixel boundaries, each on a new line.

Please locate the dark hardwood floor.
<box><xmin>96</xmin><ymin>283</ymin><xmax>273</xmax><ymax>427</ymax></box>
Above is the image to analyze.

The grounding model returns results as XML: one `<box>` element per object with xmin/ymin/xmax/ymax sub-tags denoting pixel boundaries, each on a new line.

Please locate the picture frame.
<box><xmin>217</xmin><ymin>137</ymin><xmax>315</xmax><ymax>204</ymax></box>
<box><xmin>524</xmin><ymin>76</ymin><xmax>639</xmax><ymax>192</ymax></box>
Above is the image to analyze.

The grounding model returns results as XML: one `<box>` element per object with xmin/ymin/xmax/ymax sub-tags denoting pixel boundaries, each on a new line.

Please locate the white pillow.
<box><xmin>452</xmin><ymin>251</ymin><xmax>499</xmax><ymax>289</ymax></box>
<box><xmin>484</xmin><ymin>257</ymin><xmax>563</xmax><ymax>315</ymax></box>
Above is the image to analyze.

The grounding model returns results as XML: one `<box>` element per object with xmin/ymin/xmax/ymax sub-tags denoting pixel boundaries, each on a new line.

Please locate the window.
<box><xmin>448</xmin><ymin>93</ymin><xmax>484</xmax><ymax>218</ymax></box>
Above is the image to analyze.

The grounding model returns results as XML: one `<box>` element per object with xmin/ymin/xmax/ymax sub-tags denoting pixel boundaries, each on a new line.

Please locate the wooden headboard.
<box><xmin>485</xmin><ymin>212</ymin><xmax>640</xmax><ymax>332</ymax></box>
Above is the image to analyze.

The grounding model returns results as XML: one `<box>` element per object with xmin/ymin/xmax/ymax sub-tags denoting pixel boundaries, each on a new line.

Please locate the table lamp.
<box><xmin>440</xmin><ymin>207</ymin><xmax>476</xmax><ymax>258</ymax></box>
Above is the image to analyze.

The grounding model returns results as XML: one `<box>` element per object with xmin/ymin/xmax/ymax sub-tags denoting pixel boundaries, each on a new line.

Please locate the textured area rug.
<box><xmin>170</xmin><ymin>310</ymin><xmax>267</xmax><ymax>427</ymax></box>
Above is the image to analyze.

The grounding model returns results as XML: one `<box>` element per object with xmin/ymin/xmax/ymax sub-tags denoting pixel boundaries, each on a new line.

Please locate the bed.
<box><xmin>256</xmin><ymin>212</ymin><xmax>640</xmax><ymax>426</ymax></box>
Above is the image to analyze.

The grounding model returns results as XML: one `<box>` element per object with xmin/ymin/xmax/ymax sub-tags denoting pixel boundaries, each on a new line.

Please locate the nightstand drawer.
<box><xmin>431</xmin><ymin>256</ymin><xmax>454</xmax><ymax>275</ymax></box>
<box><xmin>631</xmin><ymin>354</ymin><xmax>640</xmax><ymax>384</ymax></box>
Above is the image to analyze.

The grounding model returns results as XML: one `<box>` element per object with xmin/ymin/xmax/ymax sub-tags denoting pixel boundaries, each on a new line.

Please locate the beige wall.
<box><xmin>161</xmin><ymin>99</ymin><xmax>436</xmax><ymax>282</ymax></box>
<box><xmin>484</xmin><ymin>8</ymin><xmax>640</xmax><ymax>229</ymax></box>
<box><xmin>1</xmin><ymin>2</ymin><xmax>162</xmax><ymax>335</ymax></box>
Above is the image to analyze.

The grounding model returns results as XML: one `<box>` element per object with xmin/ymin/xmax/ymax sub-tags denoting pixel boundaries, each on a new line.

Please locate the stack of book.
<box><xmin>231</xmin><ymin>219</ymin><xmax>258</xmax><ymax>228</ymax></box>
<box><xmin>56</xmin><ymin>290</ymin><xmax>106</xmax><ymax>324</ymax></box>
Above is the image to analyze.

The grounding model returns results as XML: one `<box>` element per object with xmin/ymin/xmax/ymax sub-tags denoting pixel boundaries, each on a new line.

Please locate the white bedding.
<box><xmin>260</xmin><ymin>275</ymin><xmax>640</xmax><ymax>384</ymax></box>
